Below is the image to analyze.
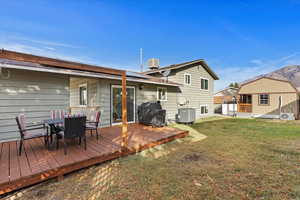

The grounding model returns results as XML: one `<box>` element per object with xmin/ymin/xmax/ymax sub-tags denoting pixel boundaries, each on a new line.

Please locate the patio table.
<box><xmin>43</xmin><ymin>119</ymin><xmax>64</xmax><ymax>149</ymax></box>
<box><xmin>43</xmin><ymin>119</ymin><xmax>64</xmax><ymax>126</ymax></box>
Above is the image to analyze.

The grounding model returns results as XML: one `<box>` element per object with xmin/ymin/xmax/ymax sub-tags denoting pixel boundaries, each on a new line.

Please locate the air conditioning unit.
<box><xmin>176</xmin><ymin>108</ymin><xmax>196</xmax><ymax>124</ymax></box>
<box><xmin>280</xmin><ymin>113</ymin><xmax>295</xmax><ymax>120</ymax></box>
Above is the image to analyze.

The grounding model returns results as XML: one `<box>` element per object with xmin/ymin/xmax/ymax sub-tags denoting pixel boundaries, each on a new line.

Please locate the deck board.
<box><xmin>28</xmin><ymin>139</ymin><xmax>52</xmax><ymax>173</ymax></box>
<box><xmin>0</xmin><ymin>124</ymin><xmax>188</xmax><ymax>195</ymax></box>
<box><xmin>9</xmin><ymin>142</ymin><xmax>21</xmax><ymax>182</ymax></box>
<box><xmin>24</xmin><ymin>140</ymin><xmax>42</xmax><ymax>174</ymax></box>
<box><xmin>16</xmin><ymin>141</ymin><xmax>31</xmax><ymax>178</ymax></box>
<box><xmin>0</xmin><ymin>143</ymin><xmax>9</xmax><ymax>185</ymax></box>
<box><xmin>33</xmin><ymin>138</ymin><xmax>60</xmax><ymax>170</ymax></box>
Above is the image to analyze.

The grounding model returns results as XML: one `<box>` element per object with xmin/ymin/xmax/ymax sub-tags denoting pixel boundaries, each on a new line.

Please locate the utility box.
<box><xmin>176</xmin><ymin>108</ymin><xmax>196</xmax><ymax>124</ymax></box>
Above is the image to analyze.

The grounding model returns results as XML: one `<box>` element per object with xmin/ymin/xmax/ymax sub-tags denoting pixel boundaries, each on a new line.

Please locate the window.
<box><xmin>184</xmin><ymin>73</ymin><xmax>191</xmax><ymax>85</ymax></box>
<box><xmin>79</xmin><ymin>84</ymin><xmax>87</xmax><ymax>106</ymax></box>
<box><xmin>240</xmin><ymin>94</ymin><xmax>252</xmax><ymax>104</ymax></box>
<box><xmin>259</xmin><ymin>94</ymin><xmax>269</xmax><ymax>105</ymax></box>
<box><xmin>200</xmin><ymin>105</ymin><xmax>208</xmax><ymax>114</ymax></box>
<box><xmin>200</xmin><ymin>78</ymin><xmax>209</xmax><ymax>90</ymax></box>
<box><xmin>157</xmin><ymin>87</ymin><xmax>167</xmax><ymax>101</ymax></box>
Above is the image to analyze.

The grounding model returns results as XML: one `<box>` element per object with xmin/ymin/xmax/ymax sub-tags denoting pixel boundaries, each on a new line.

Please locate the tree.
<box><xmin>229</xmin><ymin>82</ymin><xmax>239</xmax><ymax>88</ymax></box>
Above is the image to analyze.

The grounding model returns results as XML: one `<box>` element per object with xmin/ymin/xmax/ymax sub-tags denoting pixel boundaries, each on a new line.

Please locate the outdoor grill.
<box><xmin>138</xmin><ymin>101</ymin><xmax>166</xmax><ymax>127</ymax></box>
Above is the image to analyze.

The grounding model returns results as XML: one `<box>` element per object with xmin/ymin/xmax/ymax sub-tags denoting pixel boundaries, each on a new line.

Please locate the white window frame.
<box><xmin>200</xmin><ymin>77</ymin><xmax>209</xmax><ymax>91</ymax></box>
<box><xmin>259</xmin><ymin>94</ymin><xmax>269</xmax><ymax>105</ymax></box>
<box><xmin>184</xmin><ymin>73</ymin><xmax>192</xmax><ymax>86</ymax></box>
<box><xmin>157</xmin><ymin>87</ymin><xmax>167</xmax><ymax>101</ymax></box>
<box><xmin>79</xmin><ymin>83</ymin><xmax>88</xmax><ymax>107</ymax></box>
<box><xmin>200</xmin><ymin>104</ymin><xmax>209</xmax><ymax>115</ymax></box>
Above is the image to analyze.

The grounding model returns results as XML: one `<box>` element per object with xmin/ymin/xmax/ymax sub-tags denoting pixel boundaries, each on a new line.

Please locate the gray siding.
<box><xmin>139</xmin><ymin>84</ymin><xmax>180</xmax><ymax>121</ymax></box>
<box><xmin>97</xmin><ymin>79</ymin><xmax>141</xmax><ymax>127</ymax></box>
<box><xmin>69</xmin><ymin>77</ymin><xmax>180</xmax><ymax>127</ymax></box>
<box><xmin>1</xmin><ymin>63</ymin><xmax>215</xmax><ymax>141</ymax></box>
<box><xmin>68</xmin><ymin>64</ymin><xmax>215</xmax><ymax>128</ymax></box>
<box><xmin>70</xmin><ymin>78</ymin><xmax>138</xmax><ymax>127</ymax></box>
<box><xmin>150</xmin><ymin>64</ymin><xmax>215</xmax><ymax>119</ymax></box>
<box><xmin>69</xmin><ymin>77</ymin><xmax>100</xmax><ymax>114</ymax></box>
<box><xmin>0</xmin><ymin>69</ymin><xmax>69</xmax><ymax>142</ymax></box>
<box><xmin>97</xmin><ymin>79</ymin><xmax>181</xmax><ymax>125</ymax></box>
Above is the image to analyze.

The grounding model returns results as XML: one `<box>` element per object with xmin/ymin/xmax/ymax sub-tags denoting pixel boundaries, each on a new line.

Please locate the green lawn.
<box><xmin>7</xmin><ymin>118</ymin><xmax>300</xmax><ymax>200</ymax></box>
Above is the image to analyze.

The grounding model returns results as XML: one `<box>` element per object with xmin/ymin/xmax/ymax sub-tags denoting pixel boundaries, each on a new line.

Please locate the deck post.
<box><xmin>121</xmin><ymin>72</ymin><xmax>128</xmax><ymax>151</ymax></box>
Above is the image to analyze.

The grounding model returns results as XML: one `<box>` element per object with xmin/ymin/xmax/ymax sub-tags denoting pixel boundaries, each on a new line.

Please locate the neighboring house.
<box><xmin>0</xmin><ymin>50</ymin><xmax>219</xmax><ymax>141</ymax></box>
<box><xmin>238</xmin><ymin>65</ymin><xmax>300</xmax><ymax>119</ymax></box>
<box><xmin>143</xmin><ymin>59</ymin><xmax>219</xmax><ymax>119</ymax></box>
<box><xmin>213</xmin><ymin>87</ymin><xmax>238</xmax><ymax>113</ymax></box>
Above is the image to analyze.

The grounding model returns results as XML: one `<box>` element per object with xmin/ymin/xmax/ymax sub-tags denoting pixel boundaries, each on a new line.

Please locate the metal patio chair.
<box><xmin>16</xmin><ymin>114</ymin><xmax>49</xmax><ymax>156</ymax></box>
<box><xmin>86</xmin><ymin>111</ymin><xmax>101</xmax><ymax>140</ymax></box>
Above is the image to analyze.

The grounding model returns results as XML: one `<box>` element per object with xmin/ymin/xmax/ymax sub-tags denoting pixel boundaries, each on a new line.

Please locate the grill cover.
<box><xmin>138</xmin><ymin>102</ymin><xmax>166</xmax><ymax>127</ymax></box>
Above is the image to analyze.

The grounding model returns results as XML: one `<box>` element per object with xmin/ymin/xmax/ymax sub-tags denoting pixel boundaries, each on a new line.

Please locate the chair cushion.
<box><xmin>88</xmin><ymin>111</ymin><xmax>101</xmax><ymax>122</ymax></box>
<box><xmin>17</xmin><ymin>114</ymin><xmax>28</xmax><ymax>135</ymax></box>
<box><xmin>24</xmin><ymin>131</ymin><xmax>47</xmax><ymax>139</ymax></box>
<box><xmin>86</xmin><ymin>124</ymin><xmax>97</xmax><ymax>129</ymax></box>
<box><xmin>56</xmin><ymin>131</ymin><xmax>64</xmax><ymax>136</ymax></box>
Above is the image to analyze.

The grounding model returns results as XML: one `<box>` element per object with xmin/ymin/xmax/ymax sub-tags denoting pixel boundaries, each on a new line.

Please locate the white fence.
<box><xmin>222</xmin><ymin>104</ymin><xmax>237</xmax><ymax>115</ymax></box>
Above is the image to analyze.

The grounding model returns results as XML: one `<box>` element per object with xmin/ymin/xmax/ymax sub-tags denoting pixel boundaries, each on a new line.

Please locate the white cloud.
<box><xmin>0</xmin><ymin>43</ymin><xmax>46</xmax><ymax>54</ymax></box>
<box><xmin>8</xmin><ymin>36</ymin><xmax>81</xmax><ymax>49</ymax></box>
<box><xmin>250</xmin><ymin>59</ymin><xmax>263</xmax><ymax>65</ymax></box>
<box><xmin>0</xmin><ymin>33</ymin><xmax>140</xmax><ymax>71</ymax></box>
<box><xmin>0</xmin><ymin>40</ymin><xmax>137</xmax><ymax>71</ymax></box>
<box><xmin>0</xmin><ymin>41</ymin><xmax>95</xmax><ymax>64</ymax></box>
<box><xmin>44</xmin><ymin>46</ymin><xmax>56</xmax><ymax>51</ymax></box>
<box><xmin>215</xmin><ymin>52</ymin><xmax>300</xmax><ymax>92</ymax></box>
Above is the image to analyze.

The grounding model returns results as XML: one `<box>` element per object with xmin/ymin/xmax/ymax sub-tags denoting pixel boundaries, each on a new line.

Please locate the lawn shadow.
<box><xmin>261</xmin><ymin>144</ymin><xmax>300</xmax><ymax>157</ymax></box>
<box><xmin>5</xmin><ymin>161</ymin><xmax>121</xmax><ymax>200</ymax></box>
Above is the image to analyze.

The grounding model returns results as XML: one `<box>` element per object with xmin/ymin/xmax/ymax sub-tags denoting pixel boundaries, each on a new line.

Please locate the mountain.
<box><xmin>241</xmin><ymin>65</ymin><xmax>300</xmax><ymax>91</ymax></box>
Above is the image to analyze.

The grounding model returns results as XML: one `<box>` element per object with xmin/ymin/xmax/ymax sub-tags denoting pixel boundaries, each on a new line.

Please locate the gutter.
<box><xmin>0</xmin><ymin>63</ymin><xmax>180</xmax><ymax>87</ymax></box>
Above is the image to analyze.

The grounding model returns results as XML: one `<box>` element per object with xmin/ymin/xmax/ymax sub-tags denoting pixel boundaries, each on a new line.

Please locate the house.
<box><xmin>0</xmin><ymin>50</ymin><xmax>218</xmax><ymax>141</ymax></box>
<box><xmin>237</xmin><ymin>65</ymin><xmax>300</xmax><ymax>119</ymax></box>
<box><xmin>143</xmin><ymin>59</ymin><xmax>219</xmax><ymax>119</ymax></box>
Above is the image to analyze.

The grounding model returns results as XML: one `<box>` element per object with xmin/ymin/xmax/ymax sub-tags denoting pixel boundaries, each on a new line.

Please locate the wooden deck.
<box><xmin>0</xmin><ymin>124</ymin><xmax>188</xmax><ymax>195</ymax></box>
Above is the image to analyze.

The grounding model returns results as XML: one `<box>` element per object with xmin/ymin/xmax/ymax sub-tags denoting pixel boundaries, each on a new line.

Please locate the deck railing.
<box><xmin>238</xmin><ymin>103</ymin><xmax>252</xmax><ymax>113</ymax></box>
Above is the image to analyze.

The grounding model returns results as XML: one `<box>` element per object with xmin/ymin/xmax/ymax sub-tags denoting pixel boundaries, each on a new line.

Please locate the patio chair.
<box><xmin>56</xmin><ymin>116</ymin><xmax>87</xmax><ymax>155</ymax></box>
<box><xmin>49</xmin><ymin>110</ymin><xmax>67</xmax><ymax>143</ymax></box>
<box><xmin>50</xmin><ymin>110</ymin><xmax>58</xmax><ymax>120</ymax></box>
<box><xmin>51</xmin><ymin>110</ymin><xmax>68</xmax><ymax>124</ymax></box>
<box><xmin>86</xmin><ymin>111</ymin><xmax>101</xmax><ymax>140</ymax></box>
<box><xmin>16</xmin><ymin>114</ymin><xmax>49</xmax><ymax>156</ymax></box>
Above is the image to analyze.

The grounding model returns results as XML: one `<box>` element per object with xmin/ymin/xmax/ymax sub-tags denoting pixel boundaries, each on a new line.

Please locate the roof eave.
<box><xmin>143</xmin><ymin>59</ymin><xmax>219</xmax><ymax>80</ymax></box>
<box><xmin>0</xmin><ymin>61</ymin><xmax>181</xmax><ymax>87</ymax></box>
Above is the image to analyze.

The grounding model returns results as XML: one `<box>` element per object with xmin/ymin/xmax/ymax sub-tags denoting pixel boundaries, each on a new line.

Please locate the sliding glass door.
<box><xmin>111</xmin><ymin>85</ymin><xmax>135</xmax><ymax>124</ymax></box>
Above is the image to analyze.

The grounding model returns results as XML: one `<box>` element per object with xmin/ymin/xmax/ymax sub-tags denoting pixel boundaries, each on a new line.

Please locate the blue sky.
<box><xmin>1</xmin><ymin>0</ymin><xmax>300</xmax><ymax>91</ymax></box>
